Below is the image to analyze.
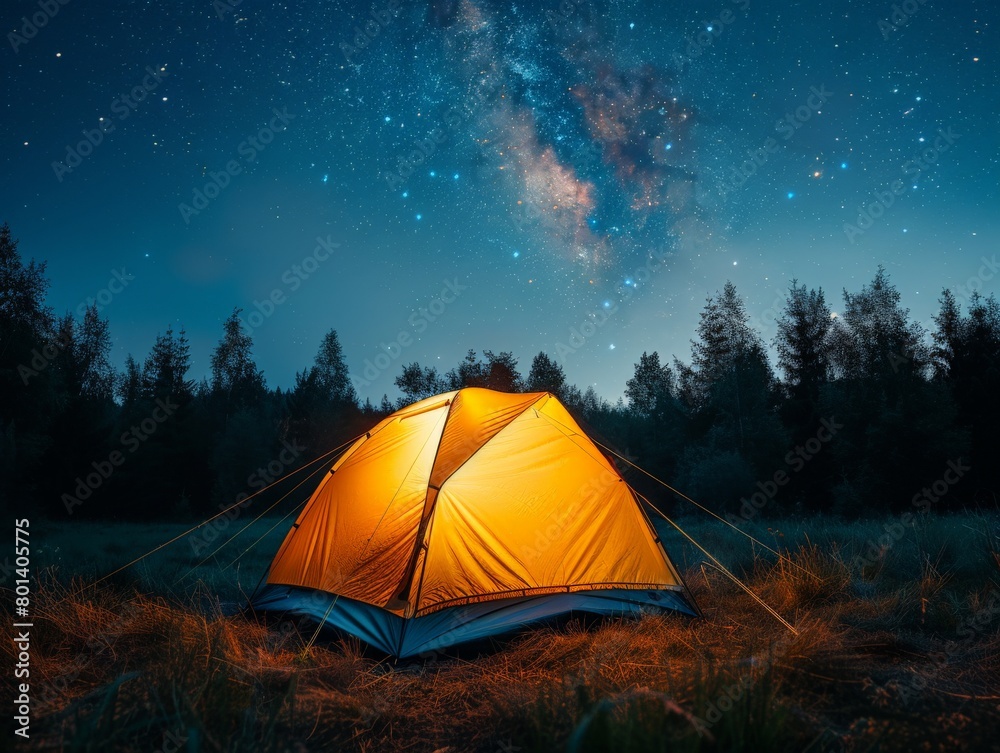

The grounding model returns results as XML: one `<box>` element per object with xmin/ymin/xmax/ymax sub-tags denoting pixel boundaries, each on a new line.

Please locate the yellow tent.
<box><xmin>252</xmin><ymin>387</ymin><xmax>697</xmax><ymax>656</ymax></box>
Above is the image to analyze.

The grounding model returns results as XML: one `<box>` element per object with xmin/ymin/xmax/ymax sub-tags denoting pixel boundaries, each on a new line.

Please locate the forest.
<box><xmin>2</xmin><ymin>222</ymin><xmax>998</xmax><ymax>522</ymax></box>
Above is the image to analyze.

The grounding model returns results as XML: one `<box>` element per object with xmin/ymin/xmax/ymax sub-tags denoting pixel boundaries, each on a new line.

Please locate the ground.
<box><xmin>7</xmin><ymin>513</ymin><xmax>1000</xmax><ymax>752</ymax></box>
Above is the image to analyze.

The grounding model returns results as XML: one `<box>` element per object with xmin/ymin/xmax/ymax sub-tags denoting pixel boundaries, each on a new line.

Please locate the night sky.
<box><xmin>3</xmin><ymin>0</ymin><xmax>997</xmax><ymax>401</ymax></box>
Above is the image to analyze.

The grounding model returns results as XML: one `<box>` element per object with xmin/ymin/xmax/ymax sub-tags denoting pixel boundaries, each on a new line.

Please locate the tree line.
<box><xmin>1</xmin><ymin>223</ymin><xmax>997</xmax><ymax>521</ymax></box>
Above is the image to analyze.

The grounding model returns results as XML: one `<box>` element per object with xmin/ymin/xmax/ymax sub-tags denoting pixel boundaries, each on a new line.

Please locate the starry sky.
<box><xmin>3</xmin><ymin>0</ymin><xmax>997</xmax><ymax>401</ymax></box>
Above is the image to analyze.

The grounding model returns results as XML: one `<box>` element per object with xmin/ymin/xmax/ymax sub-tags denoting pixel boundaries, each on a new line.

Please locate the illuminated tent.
<box><xmin>251</xmin><ymin>388</ymin><xmax>698</xmax><ymax>657</ymax></box>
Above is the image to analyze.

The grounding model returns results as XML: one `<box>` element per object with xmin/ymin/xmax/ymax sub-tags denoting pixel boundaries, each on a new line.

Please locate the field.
<box><xmin>8</xmin><ymin>512</ymin><xmax>1000</xmax><ymax>752</ymax></box>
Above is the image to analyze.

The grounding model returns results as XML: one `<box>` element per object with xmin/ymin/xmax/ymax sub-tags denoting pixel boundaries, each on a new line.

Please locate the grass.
<box><xmin>7</xmin><ymin>512</ymin><xmax>1000</xmax><ymax>752</ymax></box>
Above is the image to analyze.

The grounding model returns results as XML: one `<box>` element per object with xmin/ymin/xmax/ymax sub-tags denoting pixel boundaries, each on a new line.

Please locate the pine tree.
<box><xmin>931</xmin><ymin>291</ymin><xmax>1000</xmax><ymax>498</ymax></box>
<box><xmin>931</xmin><ymin>289</ymin><xmax>961</xmax><ymax>380</ymax></box>
<box><xmin>0</xmin><ymin>223</ymin><xmax>57</xmax><ymax>506</ymax></box>
<box><xmin>312</xmin><ymin>329</ymin><xmax>357</xmax><ymax>405</ymax></box>
<box><xmin>117</xmin><ymin>355</ymin><xmax>144</xmax><ymax>408</ymax></box>
<box><xmin>54</xmin><ymin>304</ymin><xmax>115</xmax><ymax>401</ymax></box>
<box><xmin>379</xmin><ymin>394</ymin><xmax>395</xmax><ymax>414</ymax></box>
<box><xmin>210</xmin><ymin>308</ymin><xmax>266</xmax><ymax>409</ymax></box>
<box><xmin>688</xmin><ymin>281</ymin><xmax>772</xmax><ymax>402</ymax></box>
<box><xmin>775</xmin><ymin>280</ymin><xmax>832</xmax><ymax>402</ymax></box>
<box><xmin>525</xmin><ymin>352</ymin><xmax>566</xmax><ymax>397</ymax></box>
<box><xmin>625</xmin><ymin>351</ymin><xmax>675</xmax><ymax>417</ymax></box>
<box><xmin>675</xmin><ymin>282</ymin><xmax>786</xmax><ymax>508</ymax></box>
<box><xmin>821</xmin><ymin>269</ymin><xmax>961</xmax><ymax>515</ymax></box>
<box><xmin>828</xmin><ymin>266</ymin><xmax>928</xmax><ymax>382</ymax></box>
<box><xmin>0</xmin><ymin>222</ymin><xmax>52</xmax><ymax>337</ymax></box>
<box><xmin>142</xmin><ymin>327</ymin><xmax>194</xmax><ymax>402</ymax></box>
<box><xmin>580</xmin><ymin>385</ymin><xmax>605</xmax><ymax>417</ymax></box>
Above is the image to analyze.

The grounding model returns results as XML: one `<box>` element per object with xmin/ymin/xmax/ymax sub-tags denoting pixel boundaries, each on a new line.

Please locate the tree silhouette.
<box><xmin>525</xmin><ymin>352</ymin><xmax>566</xmax><ymax>397</ymax></box>
<box><xmin>481</xmin><ymin>350</ymin><xmax>522</xmax><ymax>392</ymax></box>
<box><xmin>210</xmin><ymin>308</ymin><xmax>266</xmax><ymax>411</ymax></box>
<box><xmin>445</xmin><ymin>349</ymin><xmax>487</xmax><ymax>389</ymax></box>
<box><xmin>288</xmin><ymin>329</ymin><xmax>362</xmax><ymax>455</ymax></box>
<box><xmin>3</xmin><ymin>220</ymin><xmax>999</xmax><ymax>519</ymax></box>
<box><xmin>775</xmin><ymin>280</ymin><xmax>832</xmax><ymax>404</ymax></box>
<box><xmin>0</xmin><ymin>222</ymin><xmax>51</xmax><ymax>337</ymax></box>
<box><xmin>311</xmin><ymin>329</ymin><xmax>356</xmax><ymax>405</ymax></box>
<box><xmin>142</xmin><ymin>327</ymin><xmax>194</xmax><ymax>403</ymax></box>
<box><xmin>932</xmin><ymin>291</ymin><xmax>1000</xmax><ymax>495</ymax></box>
<box><xmin>673</xmin><ymin>283</ymin><xmax>787</xmax><ymax>512</ymax></box>
<box><xmin>0</xmin><ymin>224</ymin><xmax>58</xmax><ymax>509</ymax></box>
<box><xmin>395</xmin><ymin>362</ymin><xmax>446</xmax><ymax>402</ymax></box>
<box><xmin>827</xmin><ymin>266</ymin><xmax>929</xmax><ymax>383</ymax></box>
<box><xmin>625</xmin><ymin>351</ymin><xmax>675</xmax><ymax>417</ymax></box>
<box><xmin>820</xmin><ymin>269</ymin><xmax>962</xmax><ymax>514</ymax></box>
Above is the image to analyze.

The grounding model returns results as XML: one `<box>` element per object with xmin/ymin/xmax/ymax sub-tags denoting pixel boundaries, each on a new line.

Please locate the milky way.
<box><xmin>420</xmin><ymin>0</ymin><xmax>703</xmax><ymax>277</ymax></box>
<box><xmin>2</xmin><ymin>0</ymin><xmax>997</xmax><ymax>399</ymax></box>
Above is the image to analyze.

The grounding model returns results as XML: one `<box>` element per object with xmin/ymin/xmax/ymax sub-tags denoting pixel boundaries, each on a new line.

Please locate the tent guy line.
<box><xmin>223</xmin><ymin>496</ymin><xmax>309</xmax><ymax>573</ymax></box>
<box><xmin>177</xmin><ymin>457</ymin><xmax>338</xmax><ymax>583</ymax></box>
<box><xmin>632</xmin><ymin>488</ymin><xmax>799</xmax><ymax>636</ymax></box>
<box><xmin>49</xmin><ymin>432</ymin><xmax>368</xmax><ymax>605</ymax></box>
<box><xmin>588</xmin><ymin>432</ymin><xmax>816</xmax><ymax>579</ymax></box>
<box><xmin>532</xmin><ymin>407</ymin><xmax>801</xmax><ymax>573</ymax></box>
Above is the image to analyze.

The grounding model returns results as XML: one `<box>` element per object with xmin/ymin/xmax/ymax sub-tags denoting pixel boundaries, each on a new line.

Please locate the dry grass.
<box><xmin>7</xmin><ymin>514</ymin><xmax>1000</xmax><ymax>752</ymax></box>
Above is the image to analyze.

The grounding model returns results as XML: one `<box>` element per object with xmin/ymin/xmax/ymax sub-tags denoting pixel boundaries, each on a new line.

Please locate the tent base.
<box><xmin>250</xmin><ymin>584</ymin><xmax>697</xmax><ymax>658</ymax></box>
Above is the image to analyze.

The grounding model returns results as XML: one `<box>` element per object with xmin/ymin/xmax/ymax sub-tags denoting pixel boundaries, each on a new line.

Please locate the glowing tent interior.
<box><xmin>250</xmin><ymin>387</ymin><xmax>700</xmax><ymax>658</ymax></box>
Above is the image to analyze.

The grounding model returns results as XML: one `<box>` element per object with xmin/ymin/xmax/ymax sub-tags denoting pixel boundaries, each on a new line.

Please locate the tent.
<box><xmin>251</xmin><ymin>387</ymin><xmax>698</xmax><ymax>657</ymax></box>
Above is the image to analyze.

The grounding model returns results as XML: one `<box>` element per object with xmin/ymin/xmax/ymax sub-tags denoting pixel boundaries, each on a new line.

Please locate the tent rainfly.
<box><xmin>251</xmin><ymin>387</ymin><xmax>698</xmax><ymax>657</ymax></box>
